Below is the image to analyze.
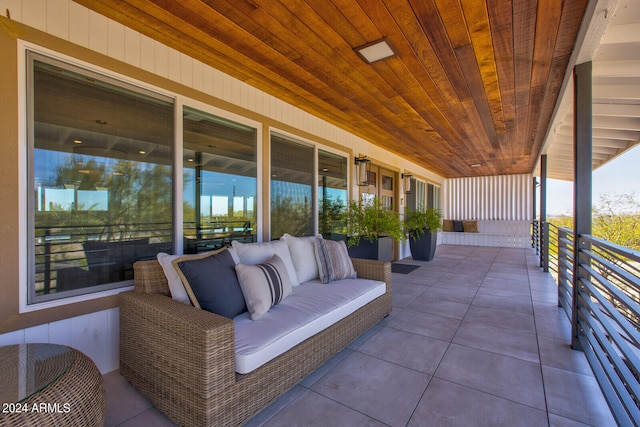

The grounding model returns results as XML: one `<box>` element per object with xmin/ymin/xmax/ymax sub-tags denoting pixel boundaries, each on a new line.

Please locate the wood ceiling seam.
<box><xmin>150</xmin><ymin>0</ymin><xmax>333</xmax><ymax>93</ymax></box>
<box><xmin>460</xmin><ymin>0</ymin><xmax>507</xmax><ymax>137</ymax></box>
<box><xmin>486</xmin><ymin>0</ymin><xmax>517</xmax><ymax>167</ymax></box>
<box><xmin>384</xmin><ymin>0</ymin><xmax>490</xmax><ymax>161</ymax></box>
<box><xmin>512</xmin><ymin>0</ymin><xmax>537</xmax><ymax>165</ymax></box>
<box><xmin>529</xmin><ymin>0</ymin><xmax>562</xmax><ymax>118</ymax></box>
<box><xmin>366</xmin><ymin>0</ymin><xmax>492</xmax><ymax>171</ymax></box>
<box><xmin>460</xmin><ymin>0</ymin><xmax>508</xmax><ymax>173</ymax></box>
<box><xmin>422</xmin><ymin>0</ymin><xmax>502</xmax><ymax>172</ymax></box>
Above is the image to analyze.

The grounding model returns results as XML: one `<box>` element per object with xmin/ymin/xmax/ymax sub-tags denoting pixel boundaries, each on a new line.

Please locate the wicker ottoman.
<box><xmin>0</xmin><ymin>343</ymin><xmax>105</xmax><ymax>427</ymax></box>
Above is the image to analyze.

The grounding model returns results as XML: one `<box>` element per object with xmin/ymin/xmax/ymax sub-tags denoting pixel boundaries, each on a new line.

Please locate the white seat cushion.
<box><xmin>233</xmin><ymin>278</ymin><xmax>386</xmax><ymax>374</ymax></box>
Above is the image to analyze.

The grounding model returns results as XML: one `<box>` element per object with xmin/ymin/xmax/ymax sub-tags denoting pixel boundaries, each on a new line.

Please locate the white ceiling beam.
<box><xmin>593</xmin><ymin>84</ymin><xmax>640</xmax><ymax>101</ymax></box>
<box><xmin>600</xmin><ymin>23</ymin><xmax>640</xmax><ymax>44</ymax></box>
<box><xmin>552</xmin><ymin>134</ymin><xmax>633</xmax><ymax>148</ymax></box>
<box><xmin>592</xmin><ymin>103</ymin><xmax>640</xmax><ymax>117</ymax></box>
<box><xmin>549</xmin><ymin>152</ymin><xmax>608</xmax><ymax>161</ymax></box>
<box><xmin>556</xmin><ymin>126</ymin><xmax>639</xmax><ymax>140</ymax></box>
<box><xmin>593</xmin><ymin>115</ymin><xmax>640</xmax><ymax>130</ymax></box>
<box><xmin>550</xmin><ymin>145</ymin><xmax>620</xmax><ymax>155</ymax></box>
<box><xmin>593</xmin><ymin>60</ymin><xmax>640</xmax><ymax>77</ymax></box>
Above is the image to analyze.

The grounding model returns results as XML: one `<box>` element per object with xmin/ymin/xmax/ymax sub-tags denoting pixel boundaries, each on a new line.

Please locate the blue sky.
<box><xmin>545</xmin><ymin>144</ymin><xmax>640</xmax><ymax>215</ymax></box>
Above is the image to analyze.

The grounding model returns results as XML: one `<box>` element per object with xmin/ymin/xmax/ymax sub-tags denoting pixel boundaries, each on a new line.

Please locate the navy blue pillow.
<box><xmin>453</xmin><ymin>220</ymin><xmax>464</xmax><ymax>232</ymax></box>
<box><xmin>175</xmin><ymin>249</ymin><xmax>246</xmax><ymax>318</ymax></box>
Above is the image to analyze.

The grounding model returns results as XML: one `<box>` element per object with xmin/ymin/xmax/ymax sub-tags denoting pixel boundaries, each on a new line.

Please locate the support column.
<box><xmin>572</xmin><ymin>61</ymin><xmax>593</xmax><ymax>350</ymax></box>
<box><xmin>540</xmin><ymin>155</ymin><xmax>549</xmax><ymax>272</ymax></box>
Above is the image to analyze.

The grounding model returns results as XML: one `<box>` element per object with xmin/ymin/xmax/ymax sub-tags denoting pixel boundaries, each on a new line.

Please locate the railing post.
<box><xmin>572</xmin><ymin>61</ymin><xmax>593</xmax><ymax>351</ymax></box>
<box><xmin>44</xmin><ymin>227</ymin><xmax>51</xmax><ymax>294</ymax></box>
<box><xmin>542</xmin><ymin>221</ymin><xmax>549</xmax><ymax>272</ymax></box>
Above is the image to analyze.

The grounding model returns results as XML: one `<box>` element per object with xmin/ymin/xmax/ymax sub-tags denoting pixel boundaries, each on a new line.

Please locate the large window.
<box><xmin>318</xmin><ymin>150</ymin><xmax>347</xmax><ymax>239</ymax></box>
<box><xmin>270</xmin><ymin>135</ymin><xmax>314</xmax><ymax>238</ymax></box>
<box><xmin>28</xmin><ymin>54</ymin><xmax>174</xmax><ymax>303</ymax></box>
<box><xmin>183</xmin><ymin>107</ymin><xmax>257</xmax><ymax>252</ymax></box>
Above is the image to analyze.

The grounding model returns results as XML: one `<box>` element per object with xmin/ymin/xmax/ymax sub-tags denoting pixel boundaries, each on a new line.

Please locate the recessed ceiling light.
<box><xmin>139</xmin><ymin>150</ymin><xmax>146</xmax><ymax>155</ymax></box>
<box><xmin>470</xmin><ymin>163</ymin><xmax>482</xmax><ymax>168</ymax></box>
<box><xmin>73</xmin><ymin>139</ymin><xmax>82</xmax><ymax>144</ymax></box>
<box><xmin>355</xmin><ymin>39</ymin><xmax>396</xmax><ymax>63</ymax></box>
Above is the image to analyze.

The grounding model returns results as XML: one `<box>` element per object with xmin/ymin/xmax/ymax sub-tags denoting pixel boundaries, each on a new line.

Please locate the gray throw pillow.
<box><xmin>174</xmin><ymin>249</ymin><xmax>246</xmax><ymax>318</ymax></box>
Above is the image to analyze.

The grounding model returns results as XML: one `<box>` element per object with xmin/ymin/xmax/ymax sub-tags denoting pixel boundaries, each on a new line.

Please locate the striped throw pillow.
<box><xmin>314</xmin><ymin>238</ymin><xmax>357</xmax><ymax>284</ymax></box>
<box><xmin>235</xmin><ymin>254</ymin><xmax>292</xmax><ymax>320</ymax></box>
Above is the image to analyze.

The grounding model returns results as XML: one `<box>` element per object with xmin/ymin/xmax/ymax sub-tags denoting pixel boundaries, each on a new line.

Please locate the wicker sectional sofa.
<box><xmin>119</xmin><ymin>255</ymin><xmax>391</xmax><ymax>426</ymax></box>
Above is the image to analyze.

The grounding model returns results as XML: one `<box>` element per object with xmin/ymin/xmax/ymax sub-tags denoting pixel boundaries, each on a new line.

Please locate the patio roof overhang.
<box><xmin>73</xmin><ymin>0</ymin><xmax>605</xmax><ymax>180</ymax></box>
<box><xmin>538</xmin><ymin>0</ymin><xmax>640</xmax><ymax>181</ymax></box>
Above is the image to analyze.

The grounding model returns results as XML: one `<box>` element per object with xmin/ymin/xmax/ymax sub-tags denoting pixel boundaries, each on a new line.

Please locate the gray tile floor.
<box><xmin>104</xmin><ymin>245</ymin><xmax>615</xmax><ymax>426</ymax></box>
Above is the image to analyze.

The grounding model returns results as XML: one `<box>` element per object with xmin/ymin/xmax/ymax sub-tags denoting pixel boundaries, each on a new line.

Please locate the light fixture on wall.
<box><xmin>402</xmin><ymin>172</ymin><xmax>413</xmax><ymax>194</ymax></box>
<box><xmin>355</xmin><ymin>38</ymin><xmax>396</xmax><ymax>63</ymax></box>
<box><xmin>354</xmin><ymin>156</ymin><xmax>371</xmax><ymax>186</ymax></box>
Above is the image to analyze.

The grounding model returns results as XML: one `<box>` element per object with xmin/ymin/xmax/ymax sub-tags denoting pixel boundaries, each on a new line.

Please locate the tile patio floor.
<box><xmin>104</xmin><ymin>245</ymin><xmax>615</xmax><ymax>426</ymax></box>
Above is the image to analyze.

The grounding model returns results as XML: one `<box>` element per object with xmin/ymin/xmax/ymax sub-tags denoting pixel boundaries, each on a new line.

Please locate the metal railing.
<box><xmin>538</xmin><ymin>221</ymin><xmax>640</xmax><ymax>425</ymax></box>
<box><xmin>35</xmin><ymin>220</ymin><xmax>256</xmax><ymax>295</ymax></box>
<box><xmin>35</xmin><ymin>222</ymin><xmax>173</xmax><ymax>295</ymax></box>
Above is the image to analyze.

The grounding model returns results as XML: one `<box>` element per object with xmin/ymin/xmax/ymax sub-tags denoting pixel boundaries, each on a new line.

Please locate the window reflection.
<box><xmin>318</xmin><ymin>150</ymin><xmax>347</xmax><ymax>240</ymax></box>
<box><xmin>270</xmin><ymin>135</ymin><xmax>314</xmax><ymax>238</ymax></box>
<box><xmin>183</xmin><ymin>107</ymin><xmax>257</xmax><ymax>252</ymax></box>
<box><xmin>30</xmin><ymin>56</ymin><xmax>174</xmax><ymax>301</ymax></box>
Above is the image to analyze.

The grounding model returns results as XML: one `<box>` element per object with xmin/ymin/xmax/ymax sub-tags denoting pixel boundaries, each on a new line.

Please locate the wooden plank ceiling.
<box><xmin>74</xmin><ymin>0</ymin><xmax>589</xmax><ymax>178</ymax></box>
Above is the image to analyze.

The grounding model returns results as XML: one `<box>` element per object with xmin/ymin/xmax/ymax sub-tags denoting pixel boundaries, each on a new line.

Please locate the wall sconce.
<box><xmin>354</xmin><ymin>156</ymin><xmax>371</xmax><ymax>186</ymax></box>
<box><xmin>402</xmin><ymin>173</ymin><xmax>413</xmax><ymax>194</ymax></box>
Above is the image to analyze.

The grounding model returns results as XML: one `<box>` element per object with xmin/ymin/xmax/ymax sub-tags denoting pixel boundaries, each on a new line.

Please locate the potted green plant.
<box><xmin>404</xmin><ymin>206</ymin><xmax>442</xmax><ymax>261</ymax></box>
<box><xmin>343</xmin><ymin>196</ymin><xmax>405</xmax><ymax>261</ymax></box>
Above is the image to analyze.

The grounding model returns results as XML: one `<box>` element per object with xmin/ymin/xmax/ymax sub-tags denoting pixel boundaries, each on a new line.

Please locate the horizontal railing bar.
<box><xmin>594</xmin><ymin>245</ymin><xmax>640</xmax><ymax>276</ymax></box>
<box><xmin>581</xmin><ymin>234</ymin><xmax>640</xmax><ymax>264</ymax></box>
<box><xmin>576</xmin><ymin>303</ymin><xmax>640</xmax><ymax>417</ymax></box>
<box><xmin>578</xmin><ymin>329</ymin><xmax>638</xmax><ymax>426</ymax></box>
<box><xmin>585</xmin><ymin>250</ymin><xmax>640</xmax><ymax>295</ymax></box>
<box><xmin>580</xmin><ymin>263</ymin><xmax>640</xmax><ymax>343</ymax></box>
<box><xmin>578</xmin><ymin>277</ymin><xmax>640</xmax><ymax>373</ymax></box>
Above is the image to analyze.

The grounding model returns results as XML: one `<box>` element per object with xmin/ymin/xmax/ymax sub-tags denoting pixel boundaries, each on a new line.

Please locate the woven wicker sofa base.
<box><xmin>120</xmin><ymin>257</ymin><xmax>391</xmax><ymax>427</ymax></box>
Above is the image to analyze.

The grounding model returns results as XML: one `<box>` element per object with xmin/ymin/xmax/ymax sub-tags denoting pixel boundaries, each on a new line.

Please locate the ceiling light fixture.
<box><xmin>470</xmin><ymin>163</ymin><xmax>482</xmax><ymax>168</ymax></box>
<box><xmin>355</xmin><ymin>39</ymin><xmax>396</xmax><ymax>63</ymax></box>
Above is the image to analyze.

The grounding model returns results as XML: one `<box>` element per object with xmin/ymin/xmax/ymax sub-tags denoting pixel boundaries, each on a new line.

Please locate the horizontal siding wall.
<box><xmin>443</xmin><ymin>174</ymin><xmax>533</xmax><ymax>221</ymax></box>
<box><xmin>0</xmin><ymin>308</ymin><xmax>119</xmax><ymax>374</ymax></box>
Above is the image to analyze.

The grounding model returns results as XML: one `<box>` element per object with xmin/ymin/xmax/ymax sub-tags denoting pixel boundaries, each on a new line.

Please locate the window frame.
<box><xmin>268</xmin><ymin>128</ymin><xmax>350</xmax><ymax>240</ymax></box>
<box><xmin>181</xmin><ymin>102</ymin><xmax>262</xmax><ymax>251</ymax></box>
<box><xmin>26</xmin><ymin>50</ymin><xmax>176</xmax><ymax>306</ymax></box>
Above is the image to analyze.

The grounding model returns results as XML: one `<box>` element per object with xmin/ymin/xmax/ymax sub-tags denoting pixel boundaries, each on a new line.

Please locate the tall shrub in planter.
<box><xmin>404</xmin><ymin>206</ymin><xmax>442</xmax><ymax>261</ymax></box>
<box><xmin>343</xmin><ymin>197</ymin><xmax>405</xmax><ymax>260</ymax></box>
